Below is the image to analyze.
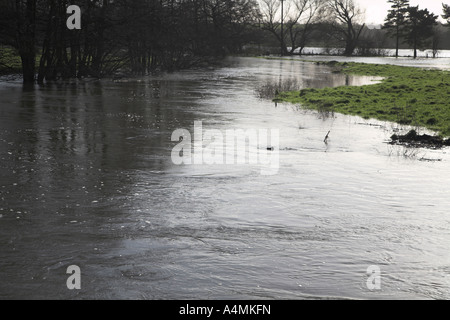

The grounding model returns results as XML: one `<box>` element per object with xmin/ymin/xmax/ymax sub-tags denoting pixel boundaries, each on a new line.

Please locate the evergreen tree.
<box><xmin>382</xmin><ymin>0</ymin><xmax>409</xmax><ymax>58</ymax></box>
<box><xmin>404</xmin><ymin>6</ymin><xmax>438</xmax><ymax>59</ymax></box>
<box><xmin>443</xmin><ymin>3</ymin><xmax>450</xmax><ymax>24</ymax></box>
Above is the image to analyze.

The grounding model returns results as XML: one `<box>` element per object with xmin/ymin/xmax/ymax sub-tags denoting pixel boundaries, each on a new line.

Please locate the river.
<box><xmin>0</xmin><ymin>57</ymin><xmax>449</xmax><ymax>300</ymax></box>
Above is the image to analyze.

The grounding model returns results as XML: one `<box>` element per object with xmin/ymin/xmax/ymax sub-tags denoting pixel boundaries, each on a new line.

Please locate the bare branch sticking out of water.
<box><xmin>324</xmin><ymin>131</ymin><xmax>331</xmax><ymax>144</ymax></box>
<box><xmin>316</xmin><ymin>102</ymin><xmax>336</xmax><ymax>120</ymax></box>
<box><xmin>256</xmin><ymin>78</ymin><xmax>300</xmax><ymax>100</ymax></box>
<box><xmin>387</xmin><ymin>145</ymin><xmax>423</xmax><ymax>160</ymax></box>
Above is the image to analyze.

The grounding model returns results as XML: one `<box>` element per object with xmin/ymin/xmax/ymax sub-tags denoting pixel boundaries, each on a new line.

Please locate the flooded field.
<box><xmin>0</xmin><ymin>57</ymin><xmax>449</xmax><ymax>299</ymax></box>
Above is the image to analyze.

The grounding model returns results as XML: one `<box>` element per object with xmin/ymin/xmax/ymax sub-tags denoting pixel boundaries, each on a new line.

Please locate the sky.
<box><xmin>356</xmin><ymin>0</ymin><xmax>449</xmax><ymax>25</ymax></box>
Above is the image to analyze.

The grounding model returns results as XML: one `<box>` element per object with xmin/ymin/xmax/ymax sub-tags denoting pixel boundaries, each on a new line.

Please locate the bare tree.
<box><xmin>286</xmin><ymin>0</ymin><xmax>325</xmax><ymax>54</ymax></box>
<box><xmin>326</xmin><ymin>0</ymin><xmax>365</xmax><ymax>56</ymax></box>
<box><xmin>431</xmin><ymin>25</ymin><xmax>442</xmax><ymax>58</ymax></box>
<box><xmin>260</xmin><ymin>0</ymin><xmax>324</xmax><ymax>55</ymax></box>
<box><xmin>260</xmin><ymin>0</ymin><xmax>289</xmax><ymax>54</ymax></box>
<box><xmin>356</xmin><ymin>26</ymin><xmax>389</xmax><ymax>56</ymax></box>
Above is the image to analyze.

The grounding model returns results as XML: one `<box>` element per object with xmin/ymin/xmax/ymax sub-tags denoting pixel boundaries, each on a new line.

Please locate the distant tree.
<box><xmin>382</xmin><ymin>0</ymin><xmax>409</xmax><ymax>58</ymax></box>
<box><xmin>298</xmin><ymin>0</ymin><xmax>327</xmax><ymax>55</ymax></box>
<box><xmin>259</xmin><ymin>0</ymin><xmax>291</xmax><ymax>55</ymax></box>
<box><xmin>285</xmin><ymin>0</ymin><xmax>326</xmax><ymax>55</ymax></box>
<box><xmin>441</xmin><ymin>3</ymin><xmax>450</xmax><ymax>55</ymax></box>
<box><xmin>326</xmin><ymin>0</ymin><xmax>365</xmax><ymax>56</ymax></box>
<box><xmin>259</xmin><ymin>0</ymin><xmax>325</xmax><ymax>55</ymax></box>
<box><xmin>404</xmin><ymin>6</ymin><xmax>438</xmax><ymax>59</ymax></box>
<box><xmin>356</xmin><ymin>26</ymin><xmax>389</xmax><ymax>56</ymax></box>
<box><xmin>443</xmin><ymin>3</ymin><xmax>450</xmax><ymax>24</ymax></box>
<box><xmin>431</xmin><ymin>25</ymin><xmax>442</xmax><ymax>58</ymax></box>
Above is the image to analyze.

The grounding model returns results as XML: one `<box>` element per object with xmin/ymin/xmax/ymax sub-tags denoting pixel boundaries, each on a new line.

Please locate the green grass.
<box><xmin>278</xmin><ymin>61</ymin><xmax>450</xmax><ymax>137</ymax></box>
<box><xmin>0</xmin><ymin>46</ymin><xmax>45</xmax><ymax>76</ymax></box>
<box><xmin>0</xmin><ymin>46</ymin><xmax>23</xmax><ymax>74</ymax></box>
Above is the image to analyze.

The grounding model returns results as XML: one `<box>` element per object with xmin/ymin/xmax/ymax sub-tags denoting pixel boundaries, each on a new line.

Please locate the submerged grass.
<box><xmin>256</xmin><ymin>78</ymin><xmax>300</xmax><ymax>100</ymax></box>
<box><xmin>278</xmin><ymin>61</ymin><xmax>450</xmax><ymax>137</ymax></box>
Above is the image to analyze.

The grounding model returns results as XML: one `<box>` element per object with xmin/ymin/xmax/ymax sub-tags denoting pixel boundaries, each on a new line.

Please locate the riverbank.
<box><xmin>278</xmin><ymin>61</ymin><xmax>450</xmax><ymax>138</ymax></box>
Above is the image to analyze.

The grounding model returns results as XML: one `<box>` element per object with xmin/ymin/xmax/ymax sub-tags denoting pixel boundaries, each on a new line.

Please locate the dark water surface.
<box><xmin>1</xmin><ymin>57</ymin><xmax>449</xmax><ymax>299</ymax></box>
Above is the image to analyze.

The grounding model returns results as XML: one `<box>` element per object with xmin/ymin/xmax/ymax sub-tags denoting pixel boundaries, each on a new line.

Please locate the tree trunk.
<box><xmin>344</xmin><ymin>43</ymin><xmax>354</xmax><ymax>56</ymax></box>
<box><xmin>344</xmin><ymin>23</ymin><xmax>365</xmax><ymax>56</ymax></box>
<box><xmin>18</xmin><ymin>0</ymin><xmax>37</xmax><ymax>84</ymax></box>
<box><xmin>395</xmin><ymin>25</ymin><xmax>399</xmax><ymax>58</ymax></box>
<box><xmin>20</xmin><ymin>45</ymin><xmax>36</xmax><ymax>84</ymax></box>
<box><xmin>413</xmin><ymin>33</ymin><xmax>417</xmax><ymax>59</ymax></box>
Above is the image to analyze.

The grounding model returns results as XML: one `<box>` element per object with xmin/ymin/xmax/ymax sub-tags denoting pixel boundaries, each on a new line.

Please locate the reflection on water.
<box><xmin>1</xmin><ymin>57</ymin><xmax>450</xmax><ymax>300</ymax></box>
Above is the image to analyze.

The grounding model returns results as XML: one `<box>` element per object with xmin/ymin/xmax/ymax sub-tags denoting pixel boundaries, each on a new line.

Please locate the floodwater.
<box><xmin>301</xmin><ymin>48</ymin><xmax>450</xmax><ymax>69</ymax></box>
<box><xmin>301</xmin><ymin>47</ymin><xmax>450</xmax><ymax>57</ymax></box>
<box><xmin>0</xmin><ymin>57</ymin><xmax>449</xmax><ymax>300</ymax></box>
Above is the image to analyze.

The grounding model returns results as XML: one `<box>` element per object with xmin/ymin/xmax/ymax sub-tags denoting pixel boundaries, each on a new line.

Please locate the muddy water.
<box><xmin>0</xmin><ymin>57</ymin><xmax>449</xmax><ymax>299</ymax></box>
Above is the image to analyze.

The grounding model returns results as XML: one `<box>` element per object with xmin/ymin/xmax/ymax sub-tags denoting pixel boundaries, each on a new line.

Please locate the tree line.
<box><xmin>0</xmin><ymin>0</ymin><xmax>261</xmax><ymax>83</ymax></box>
<box><xmin>1</xmin><ymin>0</ymin><xmax>450</xmax><ymax>84</ymax></box>
<box><xmin>260</xmin><ymin>0</ymin><xmax>450</xmax><ymax>59</ymax></box>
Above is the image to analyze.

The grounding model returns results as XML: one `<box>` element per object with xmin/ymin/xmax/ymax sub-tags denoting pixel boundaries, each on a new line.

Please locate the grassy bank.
<box><xmin>278</xmin><ymin>61</ymin><xmax>450</xmax><ymax>137</ymax></box>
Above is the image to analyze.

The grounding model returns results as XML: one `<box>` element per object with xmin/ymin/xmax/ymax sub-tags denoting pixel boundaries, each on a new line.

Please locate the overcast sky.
<box><xmin>356</xmin><ymin>0</ymin><xmax>449</xmax><ymax>25</ymax></box>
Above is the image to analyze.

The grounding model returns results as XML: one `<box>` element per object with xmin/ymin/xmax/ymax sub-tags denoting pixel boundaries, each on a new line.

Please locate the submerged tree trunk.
<box><xmin>343</xmin><ymin>23</ymin><xmax>365</xmax><ymax>56</ymax></box>
<box><xmin>413</xmin><ymin>37</ymin><xmax>417</xmax><ymax>59</ymax></box>
<box><xmin>17</xmin><ymin>0</ymin><xmax>37</xmax><ymax>84</ymax></box>
<box><xmin>395</xmin><ymin>25</ymin><xmax>399</xmax><ymax>58</ymax></box>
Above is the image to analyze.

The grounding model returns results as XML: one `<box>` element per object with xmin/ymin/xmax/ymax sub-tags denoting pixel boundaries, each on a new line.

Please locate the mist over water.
<box><xmin>1</xmin><ymin>57</ymin><xmax>449</xmax><ymax>300</ymax></box>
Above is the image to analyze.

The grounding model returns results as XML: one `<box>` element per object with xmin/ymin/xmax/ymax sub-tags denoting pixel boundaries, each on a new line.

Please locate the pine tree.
<box><xmin>404</xmin><ymin>6</ymin><xmax>438</xmax><ymax>59</ymax></box>
<box><xmin>382</xmin><ymin>0</ymin><xmax>409</xmax><ymax>58</ymax></box>
<box><xmin>443</xmin><ymin>3</ymin><xmax>450</xmax><ymax>24</ymax></box>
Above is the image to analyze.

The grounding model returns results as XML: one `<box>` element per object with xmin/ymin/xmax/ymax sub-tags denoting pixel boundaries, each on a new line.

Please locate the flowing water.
<box><xmin>0</xmin><ymin>57</ymin><xmax>449</xmax><ymax>300</ymax></box>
